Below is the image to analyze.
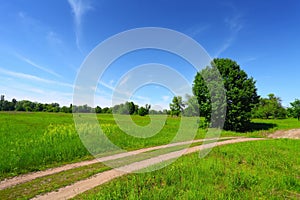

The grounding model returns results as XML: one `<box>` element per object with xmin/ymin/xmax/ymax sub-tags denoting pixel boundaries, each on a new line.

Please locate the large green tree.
<box><xmin>193</xmin><ymin>58</ymin><xmax>259</xmax><ymax>132</ymax></box>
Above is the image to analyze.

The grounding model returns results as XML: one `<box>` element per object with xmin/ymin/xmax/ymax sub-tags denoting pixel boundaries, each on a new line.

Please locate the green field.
<box><xmin>0</xmin><ymin>112</ymin><xmax>299</xmax><ymax>180</ymax></box>
<box><xmin>74</xmin><ymin>139</ymin><xmax>300</xmax><ymax>199</ymax></box>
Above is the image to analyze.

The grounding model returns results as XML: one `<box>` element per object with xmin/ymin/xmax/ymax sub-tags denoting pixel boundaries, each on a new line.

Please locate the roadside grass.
<box><xmin>0</xmin><ymin>112</ymin><xmax>299</xmax><ymax>180</ymax></box>
<box><xmin>0</xmin><ymin>163</ymin><xmax>110</xmax><ymax>200</ymax></box>
<box><xmin>0</xmin><ymin>138</ymin><xmax>236</xmax><ymax>199</ymax></box>
<box><xmin>74</xmin><ymin>139</ymin><xmax>300</xmax><ymax>200</ymax></box>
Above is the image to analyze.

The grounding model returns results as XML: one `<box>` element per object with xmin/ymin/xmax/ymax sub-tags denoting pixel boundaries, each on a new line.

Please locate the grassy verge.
<box><xmin>74</xmin><ymin>139</ymin><xmax>300</xmax><ymax>199</ymax></box>
<box><xmin>0</xmin><ymin>163</ymin><xmax>110</xmax><ymax>200</ymax></box>
<box><xmin>0</xmin><ymin>138</ymin><xmax>237</xmax><ymax>199</ymax></box>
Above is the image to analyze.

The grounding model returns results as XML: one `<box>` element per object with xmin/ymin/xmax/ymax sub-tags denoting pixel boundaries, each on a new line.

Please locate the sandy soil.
<box><xmin>32</xmin><ymin>137</ymin><xmax>264</xmax><ymax>200</ymax></box>
<box><xmin>268</xmin><ymin>129</ymin><xmax>300</xmax><ymax>139</ymax></box>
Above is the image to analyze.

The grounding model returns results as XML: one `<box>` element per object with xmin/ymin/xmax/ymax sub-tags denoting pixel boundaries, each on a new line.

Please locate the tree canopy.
<box><xmin>193</xmin><ymin>58</ymin><xmax>259</xmax><ymax>132</ymax></box>
<box><xmin>169</xmin><ymin>96</ymin><xmax>184</xmax><ymax>117</ymax></box>
<box><xmin>289</xmin><ymin>99</ymin><xmax>300</xmax><ymax>120</ymax></box>
<box><xmin>252</xmin><ymin>94</ymin><xmax>286</xmax><ymax>119</ymax></box>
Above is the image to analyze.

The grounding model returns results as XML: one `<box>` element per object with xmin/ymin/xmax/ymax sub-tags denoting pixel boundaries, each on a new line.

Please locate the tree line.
<box><xmin>170</xmin><ymin>94</ymin><xmax>300</xmax><ymax>120</ymax></box>
<box><xmin>0</xmin><ymin>95</ymin><xmax>157</xmax><ymax>116</ymax></box>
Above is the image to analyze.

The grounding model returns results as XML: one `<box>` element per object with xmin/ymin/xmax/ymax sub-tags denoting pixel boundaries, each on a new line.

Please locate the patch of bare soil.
<box><xmin>268</xmin><ymin>129</ymin><xmax>300</xmax><ymax>139</ymax></box>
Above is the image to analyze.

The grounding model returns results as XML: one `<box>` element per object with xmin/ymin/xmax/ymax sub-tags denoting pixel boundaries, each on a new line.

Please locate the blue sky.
<box><xmin>0</xmin><ymin>0</ymin><xmax>299</xmax><ymax>109</ymax></box>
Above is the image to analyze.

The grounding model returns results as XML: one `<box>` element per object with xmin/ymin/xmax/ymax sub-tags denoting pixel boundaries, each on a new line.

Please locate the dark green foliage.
<box><xmin>193</xmin><ymin>58</ymin><xmax>259</xmax><ymax>132</ymax></box>
<box><xmin>252</xmin><ymin>94</ymin><xmax>286</xmax><ymax>119</ymax></box>
<box><xmin>169</xmin><ymin>96</ymin><xmax>184</xmax><ymax>117</ymax></box>
<box><xmin>289</xmin><ymin>99</ymin><xmax>300</xmax><ymax>120</ymax></box>
<box><xmin>101</xmin><ymin>107</ymin><xmax>112</xmax><ymax>114</ymax></box>
<box><xmin>112</xmin><ymin>101</ymin><xmax>140</xmax><ymax>115</ymax></box>
<box><xmin>138</xmin><ymin>104</ymin><xmax>151</xmax><ymax>116</ymax></box>
<box><xmin>72</xmin><ymin>104</ymin><xmax>93</xmax><ymax>113</ymax></box>
<box><xmin>95</xmin><ymin>106</ymin><xmax>102</xmax><ymax>114</ymax></box>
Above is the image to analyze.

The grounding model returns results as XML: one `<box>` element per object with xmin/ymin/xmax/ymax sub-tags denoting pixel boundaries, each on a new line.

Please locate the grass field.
<box><xmin>0</xmin><ymin>112</ymin><xmax>299</xmax><ymax>179</ymax></box>
<box><xmin>74</xmin><ymin>139</ymin><xmax>300</xmax><ymax>199</ymax></box>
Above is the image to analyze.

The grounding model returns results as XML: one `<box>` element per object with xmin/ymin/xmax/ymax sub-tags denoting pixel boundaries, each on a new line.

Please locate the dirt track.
<box><xmin>3</xmin><ymin>131</ymin><xmax>298</xmax><ymax>200</ymax></box>
<box><xmin>268</xmin><ymin>129</ymin><xmax>300</xmax><ymax>139</ymax></box>
<box><xmin>32</xmin><ymin>137</ymin><xmax>264</xmax><ymax>200</ymax></box>
<box><xmin>0</xmin><ymin>137</ymin><xmax>236</xmax><ymax>190</ymax></box>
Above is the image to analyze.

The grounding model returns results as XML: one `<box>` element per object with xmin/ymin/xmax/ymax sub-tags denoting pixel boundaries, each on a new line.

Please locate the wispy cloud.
<box><xmin>185</xmin><ymin>24</ymin><xmax>210</xmax><ymax>37</ymax></box>
<box><xmin>67</xmin><ymin>0</ymin><xmax>92</xmax><ymax>51</ymax></box>
<box><xmin>162</xmin><ymin>95</ymin><xmax>170</xmax><ymax>101</ymax></box>
<box><xmin>240</xmin><ymin>56</ymin><xmax>258</xmax><ymax>65</ymax></box>
<box><xmin>214</xmin><ymin>13</ymin><xmax>243</xmax><ymax>57</ymax></box>
<box><xmin>46</xmin><ymin>31</ymin><xmax>63</xmax><ymax>45</ymax></box>
<box><xmin>99</xmin><ymin>80</ymin><xmax>115</xmax><ymax>91</ymax></box>
<box><xmin>119</xmin><ymin>74</ymin><xmax>130</xmax><ymax>86</ymax></box>
<box><xmin>0</xmin><ymin>67</ymin><xmax>73</xmax><ymax>88</ymax></box>
<box><xmin>16</xmin><ymin>54</ymin><xmax>62</xmax><ymax>78</ymax></box>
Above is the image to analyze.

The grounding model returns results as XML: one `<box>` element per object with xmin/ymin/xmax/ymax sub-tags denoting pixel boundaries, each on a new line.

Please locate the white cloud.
<box><xmin>109</xmin><ymin>79</ymin><xmax>115</xmax><ymax>85</ymax></box>
<box><xmin>162</xmin><ymin>95</ymin><xmax>170</xmax><ymax>101</ymax></box>
<box><xmin>214</xmin><ymin>14</ymin><xmax>243</xmax><ymax>58</ymax></box>
<box><xmin>46</xmin><ymin>31</ymin><xmax>63</xmax><ymax>45</ymax></box>
<box><xmin>119</xmin><ymin>74</ymin><xmax>130</xmax><ymax>86</ymax></box>
<box><xmin>16</xmin><ymin>53</ymin><xmax>62</xmax><ymax>78</ymax></box>
<box><xmin>67</xmin><ymin>0</ymin><xmax>92</xmax><ymax>51</ymax></box>
<box><xmin>99</xmin><ymin>80</ymin><xmax>115</xmax><ymax>91</ymax></box>
<box><xmin>0</xmin><ymin>68</ymin><xmax>73</xmax><ymax>88</ymax></box>
<box><xmin>185</xmin><ymin>24</ymin><xmax>210</xmax><ymax>37</ymax></box>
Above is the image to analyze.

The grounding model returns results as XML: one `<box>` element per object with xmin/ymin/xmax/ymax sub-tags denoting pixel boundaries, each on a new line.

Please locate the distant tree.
<box><xmin>253</xmin><ymin>94</ymin><xmax>286</xmax><ymax>119</ymax></box>
<box><xmin>163</xmin><ymin>109</ymin><xmax>170</xmax><ymax>115</ymax></box>
<box><xmin>289</xmin><ymin>99</ymin><xmax>300</xmax><ymax>120</ymax></box>
<box><xmin>169</xmin><ymin>96</ymin><xmax>184</xmax><ymax>117</ymax></box>
<box><xmin>127</xmin><ymin>101</ymin><xmax>136</xmax><ymax>115</ymax></box>
<box><xmin>149</xmin><ymin>110</ymin><xmax>160</xmax><ymax>115</ymax></box>
<box><xmin>287</xmin><ymin>107</ymin><xmax>294</xmax><ymax>118</ymax></box>
<box><xmin>138</xmin><ymin>104</ymin><xmax>151</xmax><ymax>116</ymax></box>
<box><xmin>134</xmin><ymin>104</ymin><xmax>139</xmax><ymax>114</ymax></box>
<box><xmin>102</xmin><ymin>107</ymin><xmax>111</xmax><ymax>114</ymax></box>
<box><xmin>72</xmin><ymin>104</ymin><xmax>93</xmax><ymax>113</ymax></box>
<box><xmin>95</xmin><ymin>106</ymin><xmax>102</xmax><ymax>114</ymax></box>
<box><xmin>61</xmin><ymin>106</ymin><xmax>71</xmax><ymax>113</ymax></box>
<box><xmin>112</xmin><ymin>104</ymin><xmax>121</xmax><ymax>114</ymax></box>
<box><xmin>138</xmin><ymin>107</ymin><xmax>148</xmax><ymax>116</ymax></box>
<box><xmin>193</xmin><ymin>58</ymin><xmax>259</xmax><ymax>132</ymax></box>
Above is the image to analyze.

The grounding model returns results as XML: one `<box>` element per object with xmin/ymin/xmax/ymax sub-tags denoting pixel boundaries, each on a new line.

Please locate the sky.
<box><xmin>0</xmin><ymin>0</ymin><xmax>299</xmax><ymax>109</ymax></box>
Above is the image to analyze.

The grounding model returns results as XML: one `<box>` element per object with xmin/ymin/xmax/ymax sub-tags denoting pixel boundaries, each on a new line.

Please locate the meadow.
<box><xmin>74</xmin><ymin>139</ymin><xmax>300</xmax><ymax>199</ymax></box>
<box><xmin>0</xmin><ymin>112</ymin><xmax>299</xmax><ymax>180</ymax></box>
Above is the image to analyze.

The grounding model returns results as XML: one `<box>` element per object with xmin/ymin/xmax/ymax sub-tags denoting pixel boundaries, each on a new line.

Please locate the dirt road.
<box><xmin>32</xmin><ymin>137</ymin><xmax>264</xmax><ymax>200</ymax></box>
<box><xmin>0</xmin><ymin>137</ymin><xmax>237</xmax><ymax>190</ymax></box>
<box><xmin>268</xmin><ymin>129</ymin><xmax>300</xmax><ymax>139</ymax></box>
